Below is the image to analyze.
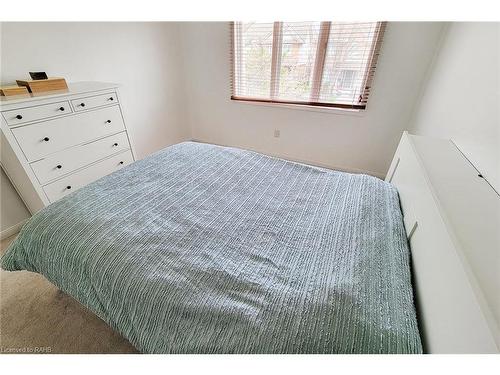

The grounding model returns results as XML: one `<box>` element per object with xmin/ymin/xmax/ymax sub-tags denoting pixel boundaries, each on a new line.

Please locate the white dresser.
<box><xmin>1</xmin><ymin>82</ymin><xmax>135</xmax><ymax>214</ymax></box>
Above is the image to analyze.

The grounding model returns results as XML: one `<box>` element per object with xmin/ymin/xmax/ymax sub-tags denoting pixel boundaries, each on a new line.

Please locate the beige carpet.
<box><xmin>0</xmin><ymin>234</ymin><xmax>138</xmax><ymax>354</ymax></box>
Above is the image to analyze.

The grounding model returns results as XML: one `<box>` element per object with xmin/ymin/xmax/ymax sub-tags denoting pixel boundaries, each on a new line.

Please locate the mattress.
<box><xmin>1</xmin><ymin>141</ymin><xmax>422</xmax><ymax>353</ymax></box>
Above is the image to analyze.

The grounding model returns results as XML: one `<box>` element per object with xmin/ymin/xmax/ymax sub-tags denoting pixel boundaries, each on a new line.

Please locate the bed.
<box><xmin>1</xmin><ymin>141</ymin><xmax>422</xmax><ymax>354</ymax></box>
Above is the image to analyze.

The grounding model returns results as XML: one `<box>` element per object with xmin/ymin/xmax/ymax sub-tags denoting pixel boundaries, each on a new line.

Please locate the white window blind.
<box><xmin>231</xmin><ymin>21</ymin><xmax>386</xmax><ymax>110</ymax></box>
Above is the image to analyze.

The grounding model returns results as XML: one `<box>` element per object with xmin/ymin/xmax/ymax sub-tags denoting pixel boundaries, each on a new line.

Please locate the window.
<box><xmin>337</xmin><ymin>70</ymin><xmax>357</xmax><ymax>90</ymax></box>
<box><xmin>231</xmin><ymin>22</ymin><xmax>386</xmax><ymax>110</ymax></box>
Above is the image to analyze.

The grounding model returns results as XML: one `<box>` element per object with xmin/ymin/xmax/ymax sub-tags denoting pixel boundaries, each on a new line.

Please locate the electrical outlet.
<box><xmin>274</xmin><ymin>129</ymin><xmax>280</xmax><ymax>138</ymax></box>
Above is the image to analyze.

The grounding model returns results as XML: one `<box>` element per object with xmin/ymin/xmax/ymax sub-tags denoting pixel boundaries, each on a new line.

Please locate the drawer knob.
<box><xmin>113</xmin><ymin>143</ymin><xmax>118</xmax><ymax>146</ymax></box>
<box><xmin>56</xmin><ymin>165</ymin><xmax>62</xmax><ymax>169</ymax></box>
<box><xmin>119</xmin><ymin>161</ymin><xmax>124</xmax><ymax>165</ymax></box>
<box><xmin>80</xmin><ymin>103</ymin><xmax>86</xmax><ymax>107</ymax></box>
<box><xmin>66</xmin><ymin>186</ymin><xmax>72</xmax><ymax>190</ymax></box>
<box><xmin>106</xmin><ymin>120</ymin><xmax>112</xmax><ymax>123</ymax></box>
<box><xmin>109</xmin><ymin>97</ymin><xmax>114</xmax><ymax>101</ymax></box>
<box><xmin>59</xmin><ymin>107</ymin><xmax>65</xmax><ymax>111</ymax></box>
<box><xmin>43</xmin><ymin>137</ymin><xmax>50</xmax><ymax>142</ymax></box>
<box><xmin>16</xmin><ymin>114</ymin><xmax>23</xmax><ymax>120</ymax></box>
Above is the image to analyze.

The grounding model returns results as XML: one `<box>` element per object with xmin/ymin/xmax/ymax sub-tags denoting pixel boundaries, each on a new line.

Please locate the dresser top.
<box><xmin>0</xmin><ymin>81</ymin><xmax>120</xmax><ymax>106</ymax></box>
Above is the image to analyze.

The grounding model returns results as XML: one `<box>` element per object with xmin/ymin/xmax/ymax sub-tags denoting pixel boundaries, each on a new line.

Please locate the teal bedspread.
<box><xmin>1</xmin><ymin>142</ymin><xmax>422</xmax><ymax>353</ymax></box>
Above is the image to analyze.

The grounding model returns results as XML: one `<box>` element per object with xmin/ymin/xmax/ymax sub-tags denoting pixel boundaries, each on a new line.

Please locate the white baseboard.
<box><xmin>1</xmin><ymin>219</ymin><xmax>27</xmax><ymax>240</ymax></box>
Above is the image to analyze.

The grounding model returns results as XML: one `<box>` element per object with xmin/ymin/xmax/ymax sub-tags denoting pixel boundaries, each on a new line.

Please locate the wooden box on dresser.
<box><xmin>1</xmin><ymin>82</ymin><xmax>136</xmax><ymax>214</ymax></box>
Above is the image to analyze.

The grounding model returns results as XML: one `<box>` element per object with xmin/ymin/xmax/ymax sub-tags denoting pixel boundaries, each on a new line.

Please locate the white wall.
<box><xmin>410</xmin><ymin>23</ymin><xmax>500</xmax><ymax>193</ymax></box>
<box><xmin>178</xmin><ymin>22</ymin><xmax>445</xmax><ymax>178</ymax></box>
<box><xmin>0</xmin><ymin>22</ymin><xmax>190</xmax><ymax>233</ymax></box>
<box><xmin>0</xmin><ymin>168</ymin><xmax>30</xmax><ymax>235</ymax></box>
<box><xmin>0</xmin><ymin>23</ymin><xmax>30</xmax><ymax>235</ymax></box>
<box><xmin>1</xmin><ymin>22</ymin><xmax>190</xmax><ymax>157</ymax></box>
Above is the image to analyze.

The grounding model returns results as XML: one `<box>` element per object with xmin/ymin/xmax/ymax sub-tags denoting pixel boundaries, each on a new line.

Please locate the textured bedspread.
<box><xmin>2</xmin><ymin>142</ymin><xmax>422</xmax><ymax>353</ymax></box>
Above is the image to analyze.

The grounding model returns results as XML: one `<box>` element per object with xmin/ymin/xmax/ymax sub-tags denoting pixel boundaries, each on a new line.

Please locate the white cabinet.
<box><xmin>0</xmin><ymin>82</ymin><xmax>136</xmax><ymax>212</ymax></box>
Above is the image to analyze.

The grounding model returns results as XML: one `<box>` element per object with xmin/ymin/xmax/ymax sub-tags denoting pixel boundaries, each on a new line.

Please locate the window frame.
<box><xmin>230</xmin><ymin>21</ymin><xmax>387</xmax><ymax>111</ymax></box>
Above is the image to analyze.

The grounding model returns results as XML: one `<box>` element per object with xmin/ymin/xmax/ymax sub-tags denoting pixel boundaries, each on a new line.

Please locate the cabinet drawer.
<box><xmin>2</xmin><ymin>101</ymin><xmax>72</xmax><ymax>126</ymax></box>
<box><xmin>72</xmin><ymin>92</ymin><xmax>118</xmax><ymax>111</ymax></box>
<box><xmin>12</xmin><ymin>105</ymin><xmax>125</xmax><ymax>161</ymax></box>
<box><xmin>43</xmin><ymin>150</ymin><xmax>134</xmax><ymax>203</ymax></box>
<box><xmin>30</xmin><ymin>132</ymin><xmax>131</xmax><ymax>185</ymax></box>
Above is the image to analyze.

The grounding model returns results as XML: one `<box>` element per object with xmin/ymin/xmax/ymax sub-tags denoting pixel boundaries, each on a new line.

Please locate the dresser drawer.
<box><xmin>72</xmin><ymin>92</ymin><xmax>118</xmax><ymax>111</ymax></box>
<box><xmin>12</xmin><ymin>105</ymin><xmax>125</xmax><ymax>161</ymax></box>
<box><xmin>43</xmin><ymin>150</ymin><xmax>134</xmax><ymax>203</ymax></box>
<box><xmin>2</xmin><ymin>101</ymin><xmax>72</xmax><ymax>126</ymax></box>
<box><xmin>30</xmin><ymin>132</ymin><xmax>131</xmax><ymax>185</ymax></box>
